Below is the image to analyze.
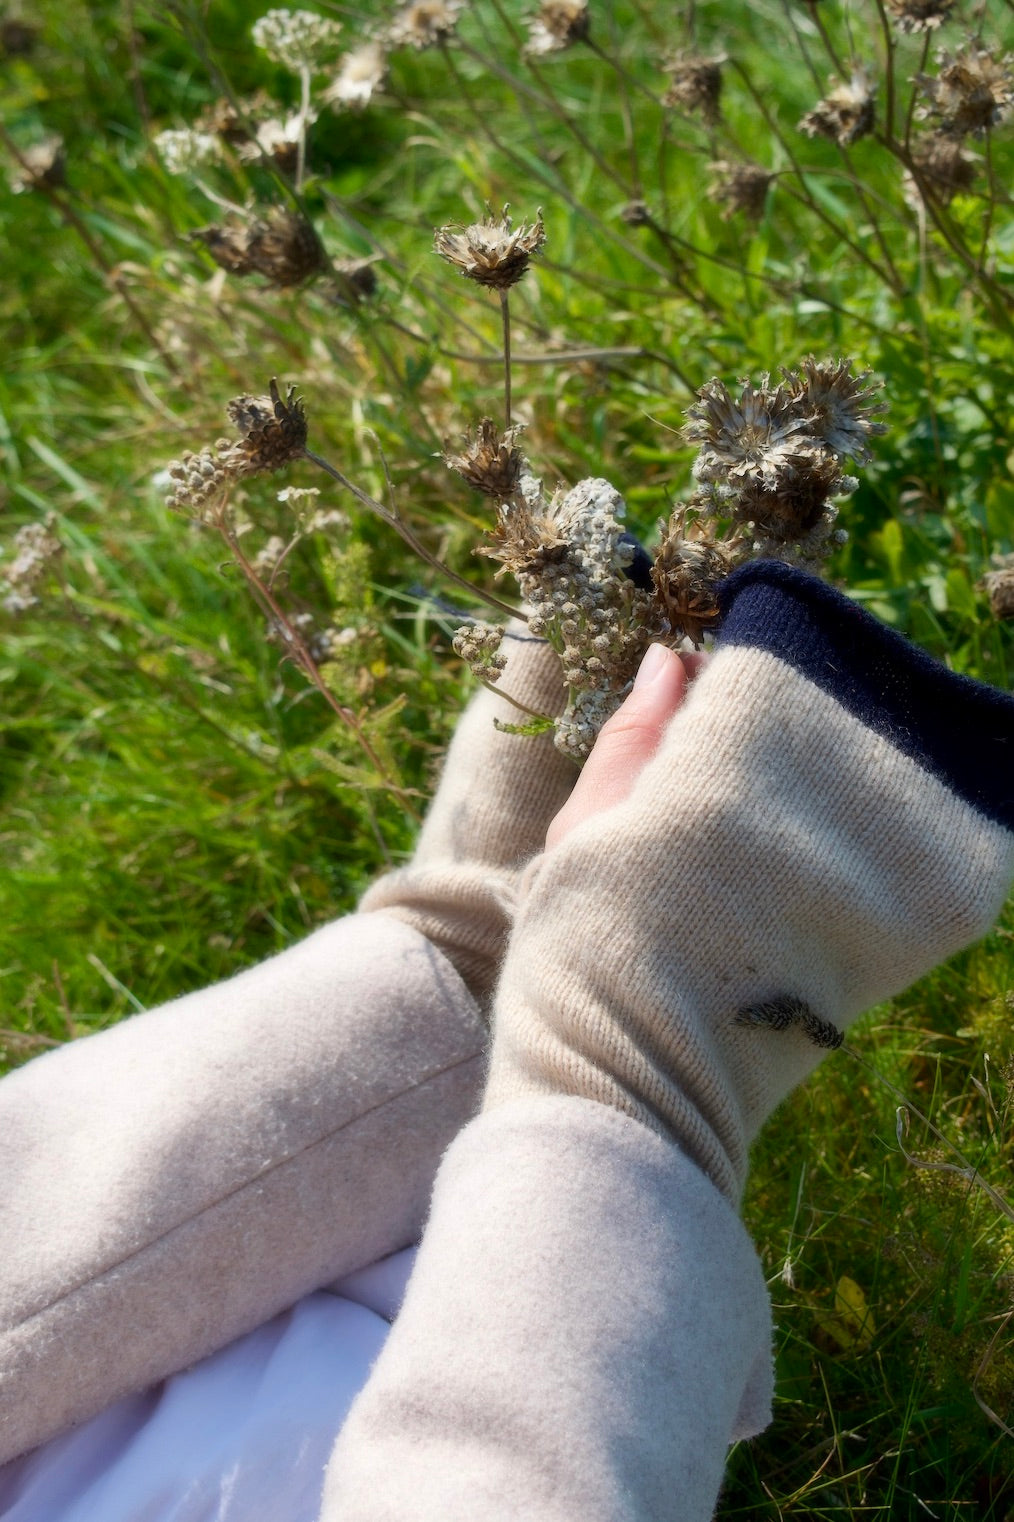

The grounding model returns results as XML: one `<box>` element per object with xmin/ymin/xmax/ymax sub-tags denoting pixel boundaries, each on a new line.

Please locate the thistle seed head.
<box><xmin>982</xmin><ymin>560</ymin><xmax>1014</xmax><ymax>622</ymax></box>
<box><xmin>708</xmin><ymin>161</ymin><xmax>774</xmax><ymax>222</ymax></box>
<box><xmin>731</xmin><ymin>446</ymin><xmax>848</xmax><ymax>540</ymax></box>
<box><xmin>445</xmin><ymin>418</ymin><xmax>527</xmax><ymax>499</ymax></box>
<box><xmin>916</xmin><ymin>43</ymin><xmax>1013</xmax><ymax>137</ymax></box>
<box><xmin>434</xmin><ymin>205</ymin><xmax>546</xmax><ymax>291</ymax></box>
<box><xmin>651</xmin><ymin>509</ymin><xmax>735</xmax><ymax>647</ymax></box>
<box><xmin>227</xmin><ymin>379</ymin><xmax>309</xmax><ymax>470</ymax></box>
<box><xmin>322</xmin><ymin>43</ymin><xmax>388</xmax><ymax>109</ymax></box>
<box><xmin>685</xmin><ymin>377</ymin><xmax>811</xmax><ymax>491</ymax></box>
<box><xmin>662</xmin><ymin>51</ymin><xmax>724</xmax><ymax>123</ymax></box>
<box><xmin>782</xmin><ymin>356</ymin><xmax>888</xmax><ymax>465</ymax></box>
<box><xmin>524</xmin><ymin>0</ymin><xmax>590</xmax><ymax>57</ymax></box>
<box><xmin>884</xmin><ymin>0</ymin><xmax>955</xmax><ymax>33</ymax></box>
<box><xmin>387</xmin><ymin>0</ymin><xmax>465</xmax><ymax>51</ymax></box>
<box><xmin>907</xmin><ymin>131</ymin><xmax>978</xmax><ymax>204</ymax></box>
<box><xmin>799</xmin><ymin>67</ymin><xmax>876</xmax><ymax>147</ymax></box>
<box><xmin>192</xmin><ymin>208</ymin><xmax>327</xmax><ymax>287</ymax></box>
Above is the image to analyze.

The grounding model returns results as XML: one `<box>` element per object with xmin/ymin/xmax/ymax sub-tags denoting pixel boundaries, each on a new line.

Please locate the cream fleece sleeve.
<box><xmin>0</xmin><ymin>914</ymin><xmax>485</xmax><ymax>1465</ymax></box>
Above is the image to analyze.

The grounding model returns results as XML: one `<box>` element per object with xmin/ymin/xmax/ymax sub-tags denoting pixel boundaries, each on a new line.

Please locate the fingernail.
<box><xmin>633</xmin><ymin>642</ymin><xmax>671</xmax><ymax>691</ymax></box>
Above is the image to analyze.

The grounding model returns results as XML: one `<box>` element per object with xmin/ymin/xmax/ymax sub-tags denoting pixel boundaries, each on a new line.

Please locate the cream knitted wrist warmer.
<box><xmin>359</xmin><ymin>624</ymin><xmax>573</xmax><ymax>1009</ymax></box>
<box><xmin>485</xmin><ymin>562</ymin><xmax>1014</xmax><ymax>1201</ymax></box>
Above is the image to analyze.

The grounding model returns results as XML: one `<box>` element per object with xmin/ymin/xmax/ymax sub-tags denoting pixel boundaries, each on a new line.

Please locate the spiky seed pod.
<box><xmin>798</xmin><ymin>68</ymin><xmax>876</xmax><ymax>147</ymax></box>
<box><xmin>524</xmin><ymin>0</ymin><xmax>590</xmax><ymax>57</ymax></box>
<box><xmin>10</xmin><ymin>136</ymin><xmax>66</xmax><ymax>193</ymax></box>
<box><xmin>662</xmin><ymin>51</ymin><xmax>724</xmax><ymax>123</ymax></box>
<box><xmin>387</xmin><ymin>0</ymin><xmax>465</xmax><ymax>51</ymax></box>
<box><xmin>685</xmin><ymin>377</ymin><xmax>811</xmax><ymax>490</ymax></box>
<box><xmin>916</xmin><ymin>44</ymin><xmax>1013</xmax><ymax>138</ymax></box>
<box><xmin>445</xmin><ymin>419</ymin><xmax>527</xmax><ymax>499</ymax></box>
<box><xmin>651</xmin><ymin>512</ymin><xmax>734</xmax><ymax>647</ymax></box>
<box><xmin>782</xmin><ymin>357</ymin><xmax>888</xmax><ymax>465</ymax></box>
<box><xmin>434</xmin><ymin>205</ymin><xmax>546</xmax><ymax>291</ymax></box>
<box><xmin>708</xmin><ymin>162</ymin><xmax>774</xmax><ymax>222</ymax></box>
<box><xmin>884</xmin><ymin>0</ymin><xmax>954</xmax><ymax>32</ymax></box>
<box><xmin>192</xmin><ymin>209</ymin><xmax>327</xmax><ymax>287</ymax></box>
<box><xmin>731</xmin><ymin>446</ymin><xmax>847</xmax><ymax>539</ymax></box>
<box><xmin>228</xmin><ymin>380</ymin><xmax>309</xmax><ymax>471</ymax></box>
<box><xmin>907</xmin><ymin>131</ymin><xmax>978</xmax><ymax>204</ymax></box>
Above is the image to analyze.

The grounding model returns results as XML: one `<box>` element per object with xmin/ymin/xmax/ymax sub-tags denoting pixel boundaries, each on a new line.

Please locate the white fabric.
<box><xmin>0</xmin><ymin>1252</ymin><xmax>416</xmax><ymax>1522</ymax></box>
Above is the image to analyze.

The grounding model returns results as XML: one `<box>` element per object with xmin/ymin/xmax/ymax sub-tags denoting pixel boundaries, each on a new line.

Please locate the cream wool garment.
<box><xmin>0</xmin><ymin>626</ymin><xmax>573</xmax><ymax>1466</ymax></box>
<box><xmin>327</xmin><ymin>563</ymin><xmax>1014</xmax><ymax>1522</ymax></box>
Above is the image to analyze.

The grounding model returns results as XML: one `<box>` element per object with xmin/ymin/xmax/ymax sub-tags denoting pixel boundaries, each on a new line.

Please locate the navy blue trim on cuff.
<box><xmin>716</xmin><ymin>561</ymin><xmax>1014</xmax><ymax>831</ymax></box>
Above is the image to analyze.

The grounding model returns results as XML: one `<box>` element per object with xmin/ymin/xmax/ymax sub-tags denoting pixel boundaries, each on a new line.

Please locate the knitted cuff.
<box><xmin>485</xmin><ymin>566</ymin><xmax>1014</xmax><ymax>1200</ymax></box>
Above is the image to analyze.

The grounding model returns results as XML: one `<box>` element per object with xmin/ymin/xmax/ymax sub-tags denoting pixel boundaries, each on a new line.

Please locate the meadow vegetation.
<box><xmin>2</xmin><ymin>0</ymin><xmax>1013</xmax><ymax>1513</ymax></box>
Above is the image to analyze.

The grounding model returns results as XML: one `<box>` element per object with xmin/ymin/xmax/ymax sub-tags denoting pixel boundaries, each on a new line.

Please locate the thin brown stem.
<box><xmin>302</xmin><ymin>448</ymin><xmax>524</xmax><ymax>623</ymax></box>
<box><xmin>500</xmin><ymin>291</ymin><xmax>512</xmax><ymax>430</ymax></box>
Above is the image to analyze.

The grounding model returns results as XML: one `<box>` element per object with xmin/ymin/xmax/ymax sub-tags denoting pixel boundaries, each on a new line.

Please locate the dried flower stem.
<box><xmin>500</xmin><ymin>291</ymin><xmax>512</xmax><ymax>430</ymax></box>
<box><xmin>302</xmin><ymin>447</ymin><xmax>523</xmax><ymax>622</ymax></box>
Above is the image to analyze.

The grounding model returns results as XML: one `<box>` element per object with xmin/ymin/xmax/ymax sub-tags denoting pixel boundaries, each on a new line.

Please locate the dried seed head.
<box><xmin>0</xmin><ymin>17</ymin><xmax>38</xmax><ymax>56</ymax></box>
<box><xmin>524</xmin><ymin>0</ymin><xmax>590</xmax><ymax>56</ymax></box>
<box><xmin>192</xmin><ymin>208</ymin><xmax>327</xmax><ymax>287</ymax></box>
<box><xmin>328</xmin><ymin>255</ymin><xmax>381</xmax><ymax>304</ymax></box>
<box><xmin>799</xmin><ymin>67</ymin><xmax>876</xmax><ymax>147</ymax></box>
<box><xmin>445</xmin><ymin>418</ymin><xmax>527</xmax><ymax>499</ymax></box>
<box><xmin>620</xmin><ymin>199</ymin><xmax>652</xmax><ymax>226</ymax></box>
<box><xmin>982</xmin><ymin>561</ymin><xmax>1014</xmax><ymax>621</ymax></box>
<box><xmin>480</xmin><ymin>497</ymin><xmax>570</xmax><ymax>578</ymax></box>
<box><xmin>164</xmin><ymin>446</ymin><xmax>237</xmax><ymax>521</ymax></box>
<box><xmin>452</xmin><ymin>621</ymin><xmax>508</xmax><ymax>682</ymax></box>
<box><xmin>9</xmin><ymin>135</ymin><xmax>66</xmax><ymax>193</ymax></box>
<box><xmin>782</xmin><ymin>356</ymin><xmax>888</xmax><ymax>465</ymax></box>
<box><xmin>916</xmin><ymin>43</ymin><xmax>1013</xmax><ymax>137</ymax></box>
<box><xmin>732</xmin><ymin>446</ymin><xmax>848</xmax><ymax>540</ymax></box>
<box><xmin>1</xmin><ymin>516</ymin><xmax>62</xmax><ymax>614</ymax></box>
<box><xmin>322</xmin><ymin>42</ymin><xmax>388</xmax><ymax>109</ymax></box>
<box><xmin>708</xmin><ymin>161</ymin><xmax>773</xmax><ymax>221</ymax></box>
<box><xmin>435</xmin><ymin>205</ymin><xmax>546</xmax><ymax>291</ymax></box>
<box><xmin>663</xmin><ymin>51</ymin><xmax>724</xmax><ymax>123</ymax></box>
<box><xmin>685</xmin><ymin>376</ymin><xmax>811</xmax><ymax>490</ymax></box>
<box><xmin>227</xmin><ymin>379</ymin><xmax>309</xmax><ymax>470</ymax></box>
<box><xmin>651</xmin><ymin>508</ymin><xmax>735</xmax><ymax>647</ymax></box>
<box><xmin>907</xmin><ymin>130</ymin><xmax>978</xmax><ymax>204</ymax></box>
<box><xmin>153</xmin><ymin>128</ymin><xmax>222</xmax><ymax>176</ymax></box>
<box><xmin>884</xmin><ymin>0</ymin><xmax>954</xmax><ymax>32</ymax></box>
<box><xmin>251</xmin><ymin>8</ymin><xmax>343</xmax><ymax>71</ymax></box>
<box><xmin>387</xmin><ymin>0</ymin><xmax>465</xmax><ymax>50</ymax></box>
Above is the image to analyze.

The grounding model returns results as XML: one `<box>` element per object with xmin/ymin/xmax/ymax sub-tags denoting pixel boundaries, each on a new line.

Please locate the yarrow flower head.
<box><xmin>524</xmin><ymin>0</ymin><xmax>590</xmax><ymax>57</ymax></box>
<box><xmin>1</xmin><ymin>517</ymin><xmax>62</xmax><ymax>614</ymax></box>
<box><xmin>153</xmin><ymin>128</ymin><xmax>222</xmax><ymax>176</ymax></box>
<box><xmin>799</xmin><ymin>67</ymin><xmax>876</xmax><ymax>147</ymax></box>
<box><xmin>387</xmin><ymin>0</ymin><xmax>465</xmax><ymax>51</ymax></box>
<box><xmin>452</xmin><ymin>621</ymin><xmax>508</xmax><ymax>682</ymax></box>
<box><xmin>322</xmin><ymin>43</ymin><xmax>388</xmax><ymax>109</ymax></box>
<box><xmin>444</xmin><ymin>418</ymin><xmax>527</xmax><ymax>499</ymax></box>
<box><xmin>251</xmin><ymin>8</ymin><xmax>343</xmax><ymax>72</ymax></box>
<box><xmin>435</xmin><ymin>205</ymin><xmax>546</xmax><ymax>291</ymax></box>
<box><xmin>662</xmin><ymin>51</ymin><xmax>725</xmax><ymax>123</ymax></box>
<box><xmin>916</xmin><ymin>43</ymin><xmax>1013</xmax><ymax>137</ymax></box>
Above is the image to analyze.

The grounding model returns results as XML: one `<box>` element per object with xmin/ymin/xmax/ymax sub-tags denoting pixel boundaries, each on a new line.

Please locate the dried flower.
<box><xmin>708</xmin><ymin>161</ymin><xmax>773</xmax><ymax>221</ymax></box>
<box><xmin>165</xmin><ymin>380</ymin><xmax>308</xmax><ymax>519</ymax></box>
<box><xmin>452</xmin><ymin>621</ymin><xmax>507</xmax><ymax>682</ymax></box>
<box><xmin>328</xmin><ymin>256</ymin><xmax>382</xmax><ymax>304</ymax></box>
<box><xmin>685</xmin><ymin>377</ymin><xmax>811</xmax><ymax>490</ymax></box>
<box><xmin>907</xmin><ymin>131</ymin><xmax>978</xmax><ymax>204</ymax></box>
<box><xmin>799</xmin><ymin>67</ymin><xmax>876</xmax><ymax>147</ymax></box>
<box><xmin>251</xmin><ymin>8</ymin><xmax>343</xmax><ymax>72</ymax></box>
<box><xmin>192</xmin><ymin>208</ymin><xmax>327</xmax><ymax>287</ymax></box>
<box><xmin>620</xmin><ymin>199</ymin><xmax>652</xmax><ymax>226</ymax></box>
<box><xmin>236</xmin><ymin>110</ymin><xmax>313</xmax><ymax>175</ymax></box>
<box><xmin>322</xmin><ymin>42</ymin><xmax>388</xmax><ymax>109</ymax></box>
<box><xmin>884</xmin><ymin>0</ymin><xmax>954</xmax><ymax>32</ymax></box>
<box><xmin>782</xmin><ymin>356</ymin><xmax>887</xmax><ymax>465</ymax></box>
<box><xmin>153</xmin><ymin>128</ymin><xmax>222</xmax><ymax>176</ymax></box>
<box><xmin>0</xmin><ymin>17</ymin><xmax>38</xmax><ymax>56</ymax></box>
<box><xmin>445</xmin><ymin>418</ymin><xmax>527</xmax><ymax>499</ymax></box>
<box><xmin>663</xmin><ymin>51</ymin><xmax>724</xmax><ymax>123</ymax></box>
<box><xmin>9</xmin><ymin>135</ymin><xmax>66</xmax><ymax>193</ymax></box>
<box><xmin>733</xmin><ymin>447</ymin><xmax>850</xmax><ymax>540</ymax></box>
<box><xmin>916</xmin><ymin>43</ymin><xmax>1013</xmax><ymax>137</ymax></box>
<box><xmin>1</xmin><ymin>517</ymin><xmax>61</xmax><ymax>614</ymax></box>
<box><xmin>982</xmin><ymin>558</ymin><xmax>1014</xmax><ymax>621</ymax></box>
<box><xmin>524</xmin><ymin>0</ymin><xmax>590</xmax><ymax>56</ymax></box>
<box><xmin>435</xmin><ymin>205</ymin><xmax>546</xmax><ymax>291</ymax></box>
<box><xmin>651</xmin><ymin>510</ymin><xmax>735</xmax><ymax>646</ymax></box>
<box><xmin>387</xmin><ymin>0</ymin><xmax>465</xmax><ymax>51</ymax></box>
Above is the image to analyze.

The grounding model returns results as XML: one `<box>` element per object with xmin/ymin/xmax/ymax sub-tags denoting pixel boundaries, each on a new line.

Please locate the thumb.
<box><xmin>546</xmin><ymin>644</ymin><xmax>691</xmax><ymax>850</ymax></box>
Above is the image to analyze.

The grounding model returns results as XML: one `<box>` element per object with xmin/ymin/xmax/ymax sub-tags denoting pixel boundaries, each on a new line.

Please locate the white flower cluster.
<box><xmin>251</xmin><ymin>8</ymin><xmax>343</xmax><ymax>72</ymax></box>
<box><xmin>153</xmin><ymin>129</ymin><xmax>221</xmax><ymax>176</ymax></box>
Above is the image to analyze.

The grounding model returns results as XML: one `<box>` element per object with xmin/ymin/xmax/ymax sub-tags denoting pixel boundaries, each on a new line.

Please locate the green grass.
<box><xmin>2</xmin><ymin>0</ymin><xmax>1013</xmax><ymax>1511</ymax></box>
